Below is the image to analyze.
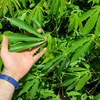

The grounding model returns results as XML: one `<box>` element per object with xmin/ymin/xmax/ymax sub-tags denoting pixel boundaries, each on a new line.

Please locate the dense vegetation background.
<box><xmin>0</xmin><ymin>0</ymin><xmax>100</xmax><ymax>100</ymax></box>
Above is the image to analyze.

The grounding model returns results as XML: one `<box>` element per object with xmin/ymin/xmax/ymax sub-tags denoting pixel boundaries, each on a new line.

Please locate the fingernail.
<box><xmin>44</xmin><ymin>48</ymin><xmax>47</xmax><ymax>51</ymax></box>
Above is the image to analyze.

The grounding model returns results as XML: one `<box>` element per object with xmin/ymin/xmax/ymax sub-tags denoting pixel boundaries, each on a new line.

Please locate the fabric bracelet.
<box><xmin>0</xmin><ymin>74</ymin><xmax>19</xmax><ymax>90</ymax></box>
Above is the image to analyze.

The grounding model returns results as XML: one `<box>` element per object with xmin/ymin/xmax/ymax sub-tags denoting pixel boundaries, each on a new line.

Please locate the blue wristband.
<box><xmin>0</xmin><ymin>74</ymin><xmax>19</xmax><ymax>90</ymax></box>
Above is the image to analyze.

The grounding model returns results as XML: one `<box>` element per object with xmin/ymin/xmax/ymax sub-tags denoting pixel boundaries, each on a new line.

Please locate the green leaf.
<box><xmin>29</xmin><ymin>15</ymin><xmax>42</xmax><ymax>28</ymax></box>
<box><xmin>9</xmin><ymin>41</ymin><xmax>44</xmax><ymax>52</ymax></box>
<box><xmin>67</xmin><ymin>79</ymin><xmax>79</xmax><ymax>90</ymax></box>
<box><xmin>29</xmin><ymin>79</ymin><xmax>39</xmax><ymax>99</ymax></box>
<box><xmin>71</xmin><ymin>41</ymin><xmax>92</xmax><ymax>65</ymax></box>
<box><xmin>42</xmin><ymin>55</ymin><xmax>63</xmax><ymax>72</ymax></box>
<box><xmin>68</xmin><ymin>15</ymin><xmax>75</xmax><ymax>32</ymax></box>
<box><xmin>58</xmin><ymin>57</ymin><xmax>69</xmax><ymax>75</ymax></box>
<box><xmin>20</xmin><ymin>0</ymin><xmax>26</xmax><ymax>8</ymax></box>
<box><xmin>66</xmin><ymin>37</ymin><xmax>91</xmax><ymax>55</ymax></box>
<box><xmin>81</xmin><ymin>94</ymin><xmax>87</xmax><ymax>100</ymax></box>
<box><xmin>82</xmin><ymin>10</ymin><xmax>99</xmax><ymax>35</ymax></box>
<box><xmin>6</xmin><ymin>18</ymin><xmax>43</xmax><ymax>38</ymax></box>
<box><xmin>53</xmin><ymin>0</ymin><xmax>60</xmax><ymax>16</ymax></box>
<box><xmin>42</xmin><ymin>53</ymin><xmax>54</xmax><ymax>64</ymax></box>
<box><xmin>18</xmin><ymin>80</ymin><xmax>36</xmax><ymax>96</ymax></box>
<box><xmin>67</xmin><ymin>91</ymin><xmax>81</xmax><ymax>96</ymax></box>
<box><xmin>69</xmin><ymin>67</ymin><xmax>87</xmax><ymax>72</ymax></box>
<box><xmin>80</xmin><ymin>8</ymin><xmax>97</xmax><ymax>21</ymax></box>
<box><xmin>40</xmin><ymin>89</ymin><xmax>56</xmax><ymax>98</ymax></box>
<box><xmin>94</xmin><ymin>93</ymin><xmax>100</xmax><ymax>100</ymax></box>
<box><xmin>95</xmin><ymin>15</ymin><xmax>100</xmax><ymax>36</ymax></box>
<box><xmin>5</xmin><ymin>33</ymin><xmax>43</xmax><ymax>42</ymax></box>
<box><xmin>75</xmin><ymin>73</ymin><xmax>91</xmax><ymax>91</ymax></box>
<box><xmin>20</xmin><ymin>12</ymin><xmax>27</xmax><ymax>21</ymax></box>
<box><xmin>0</xmin><ymin>22</ymin><xmax>2</xmax><ymax>29</ymax></box>
<box><xmin>82</xmin><ymin>62</ymin><xmax>90</xmax><ymax>69</ymax></box>
<box><xmin>61</xmin><ymin>77</ymin><xmax>77</xmax><ymax>87</ymax></box>
<box><xmin>8</xmin><ymin>0</ymin><xmax>13</xmax><ymax>16</ymax></box>
<box><xmin>59</xmin><ymin>0</ymin><xmax>66</xmax><ymax>17</ymax></box>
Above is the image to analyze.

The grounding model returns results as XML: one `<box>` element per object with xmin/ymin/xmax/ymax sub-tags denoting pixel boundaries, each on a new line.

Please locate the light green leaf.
<box><xmin>59</xmin><ymin>0</ymin><xmax>66</xmax><ymax>17</ymax></box>
<box><xmin>40</xmin><ymin>89</ymin><xmax>56</xmax><ymax>98</ymax></box>
<box><xmin>94</xmin><ymin>93</ymin><xmax>100</xmax><ymax>100</ymax></box>
<box><xmin>68</xmin><ymin>15</ymin><xmax>75</xmax><ymax>32</ymax></box>
<box><xmin>20</xmin><ymin>0</ymin><xmax>26</xmax><ymax>8</ymax></box>
<box><xmin>6</xmin><ymin>18</ymin><xmax>43</xmax><ymax>38</ymax></box>
<box><xmin>18</xmin><ymin>80</ymin><xmax>36</xmax><ymax>96</ymax></box>
<box><xmin>9</xmin><ymin>41</ymin><xmax>44</xmax><ymax>52</ymax></box>
<box><xmin>69</xmin><ymin>67</ymin><xmax>87</xmax><ymax>72</ymax></box>
<box><xmin>71</xmin><ymin>41</ymin><xmax>92</xmax><ymax>65</ymax></box>
<box><xmin>29</xmin><ymin>79</ymin><xmax>39</xmax><ymax>99</ymax></box>
<box><xmin>82</xmin><ymin>62</ymin><xmax>90</xmax><ymax>69</ymax></box>
<box><xmin>82</xmin><ymin>10</ymin><xmax>99</xmax><ymax>35</ymax></box>
<box><xmin>8</xmin><ymin>0</ymin><xmax>13</xmax><ymax>16</ymax></box>
<box><xmin>5</xmin><ymin>33</ymin><xmax>43</xmax><ymax>42</ymax></box>
<box><xmin>0</xmin><ymin>22</ymin><xmax>2</xmax><ymax>29</ymax></box>
<box><xmin>67</xmin><ymin>91</ymin><xmax>81</xmax><ymax>96</ymax></box>
<box><xmin>95</xmin><ymin>15</ymin><xmax>100</xmax><ymax>36</ymax></box>
<box><xmin>81</xmin><ymin>94</ymin><xmax>87</xmax><ymax>100</ymax></box>
<box><xmin>80</xmin><ymin>8</ymin><xmax>97</xmax><ymax>21</ymax></box>
<box><xmin>66</xmin><ymin>37</ymin><xmax>91</xmax><ymax>55</ymax></box>
<box><xmin>75</xmin><ymin>73</ymin><xmax>91</xmax><ymax>91</ymax></box>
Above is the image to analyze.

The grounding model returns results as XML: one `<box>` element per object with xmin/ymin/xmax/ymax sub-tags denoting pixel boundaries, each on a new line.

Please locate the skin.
<box><xmin>0</xmin><ymin>36</ymin><xmax>47</xmax><ymax>100</ymax></box>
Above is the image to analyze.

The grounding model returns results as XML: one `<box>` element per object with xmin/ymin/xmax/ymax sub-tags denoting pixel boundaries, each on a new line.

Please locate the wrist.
<box><xmin>1</xmin><ymin>69</ymin><xmax>20</xmax><ymax>82</ymax></box>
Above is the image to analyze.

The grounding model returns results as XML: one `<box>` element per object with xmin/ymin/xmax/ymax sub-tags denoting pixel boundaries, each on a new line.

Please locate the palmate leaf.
<box><xmin>82</xmin><ymin>10</ymin><xmax>99</xmax><ymax>35</ymax></box>
<box><xmin>6</xmin><ymin>18</ymin><xmax>43</xmax><ymax>38</ymax></box>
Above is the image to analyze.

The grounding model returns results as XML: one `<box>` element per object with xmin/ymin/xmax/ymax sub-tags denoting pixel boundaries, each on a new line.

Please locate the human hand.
<box><xmin>0</xmin><ymin>36</ymin><xmax>47</xmax><ymax>81</ymax></box>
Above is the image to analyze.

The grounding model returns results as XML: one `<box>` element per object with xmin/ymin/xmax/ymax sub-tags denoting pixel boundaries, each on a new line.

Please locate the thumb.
<box><xmin>1</xmin><ymin>36</ymin><xmax>8</xmax><ymax>53</ymax></box>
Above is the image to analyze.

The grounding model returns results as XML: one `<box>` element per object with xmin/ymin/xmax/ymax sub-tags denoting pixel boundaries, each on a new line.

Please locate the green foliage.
<box><xmin>0</xmin><ymin>0</ymin><xmax>100</xmax><ymax>100</ymax></box>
